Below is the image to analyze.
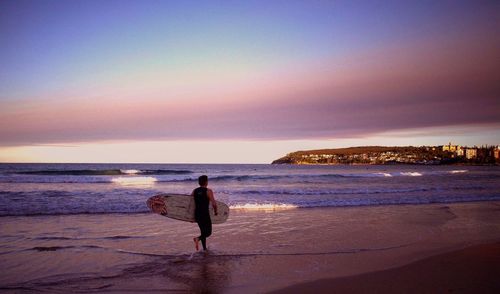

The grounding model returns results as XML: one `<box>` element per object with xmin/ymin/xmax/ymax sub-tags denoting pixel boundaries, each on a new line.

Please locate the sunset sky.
<box><xmin>1</xmin><ymin>1</ymin><xmax>499</xmax><ymax>163</ymax></box>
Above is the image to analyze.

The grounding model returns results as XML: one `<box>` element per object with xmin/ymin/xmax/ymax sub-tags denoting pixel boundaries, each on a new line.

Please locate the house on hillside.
<box><xmin>443</xmin><ymin>142</ymin><xmax>460</xmax><ymax>152</ymax></box>
<box><xmin>493</xmin><ymin>147</ymin><xmax>500</xmax><ymax>160</ymax></box>
<box><xmin>466</xmin><ymin>148</ymin><xmax>477</xmax><ymax>159</ymax></box>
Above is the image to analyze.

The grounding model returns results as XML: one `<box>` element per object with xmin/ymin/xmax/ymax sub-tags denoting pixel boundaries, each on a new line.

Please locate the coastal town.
<box><xmin>272</xmin><ymin>143</ymin><xmax>500</xmax><ymax>165</ymax></box>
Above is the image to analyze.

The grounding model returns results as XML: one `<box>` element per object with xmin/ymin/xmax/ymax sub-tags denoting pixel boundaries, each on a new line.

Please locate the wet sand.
<box><xmin>270</xmin><ymin>242</ymin><xmax>500</xmax><ymax>294</ymax></box>
<box><xmin>1</xmin><ymin>201</ymin><xmax>500</xmax><ymax>293</ymax></box>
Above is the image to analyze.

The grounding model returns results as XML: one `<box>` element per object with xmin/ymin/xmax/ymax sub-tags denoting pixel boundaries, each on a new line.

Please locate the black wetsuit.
<box><xmin>193</xmin><ymin>187</ymin><xmax>212</xmax><ymax>250</ymax></box>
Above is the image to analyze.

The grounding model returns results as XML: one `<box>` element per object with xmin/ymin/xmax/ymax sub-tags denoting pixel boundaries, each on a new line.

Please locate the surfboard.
<box><xmin>146</xmin><ymin>194</ymin><xmax>229</xmax><ymax>224</ymax></box>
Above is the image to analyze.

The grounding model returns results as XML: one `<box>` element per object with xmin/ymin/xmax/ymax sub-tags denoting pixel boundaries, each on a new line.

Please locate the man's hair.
<box><xmin>198</xmin><ymin>175</ymin><xmax>208</xmax><ymax>186</ymax></box>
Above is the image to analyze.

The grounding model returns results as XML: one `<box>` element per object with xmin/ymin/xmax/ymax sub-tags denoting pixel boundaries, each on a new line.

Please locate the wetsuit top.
<box><xmin>193</xmin><ymin>187</ymin><xmax>210</xmax><ymax>221</ymax></box>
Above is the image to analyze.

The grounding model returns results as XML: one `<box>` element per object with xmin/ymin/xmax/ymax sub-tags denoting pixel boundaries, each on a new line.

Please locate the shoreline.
<box><xmin>269</xmin><ymin>241</ymin><xmax>500</xmax><ymax>293</ymax></box>
<box><xmin>1</xmin><ymin>201</ymin><xmax>500</xmax><ymax>293</ymax></box>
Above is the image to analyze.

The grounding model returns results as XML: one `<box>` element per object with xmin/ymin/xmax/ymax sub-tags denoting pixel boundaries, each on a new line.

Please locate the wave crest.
<box><xmin>15</xmin><ymin>169</ymin><xmax>192</xmax><ymax>176</ymax></box>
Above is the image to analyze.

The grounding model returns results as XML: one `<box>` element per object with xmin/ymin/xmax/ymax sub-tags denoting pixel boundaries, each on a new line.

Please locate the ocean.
<box><xmin>1</xmin><ymin>163</ymin><xmax>500</xmax><ymax>292</ymax></box>
<box><xmin>0</xmin><ymin>163</ymin><xmax>499</xmax><ymax>216</ymax></box>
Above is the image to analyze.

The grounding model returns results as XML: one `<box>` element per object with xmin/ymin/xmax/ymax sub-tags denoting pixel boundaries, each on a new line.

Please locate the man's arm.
<box><xmin>190</xmin><ymin>190</ymin><xmax>196</xmax><ymax>222</ymax></box>
<box><xmin>207</xmin><ymin>189</ymin><xmax>218</xmax><ymax>215</ymax></box>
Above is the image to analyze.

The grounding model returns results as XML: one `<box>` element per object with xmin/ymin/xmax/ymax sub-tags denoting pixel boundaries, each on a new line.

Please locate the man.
<box><xmin>192</xmin><ymin>175</ymin><xmax>218</xmax><ymax>251</ymax></box>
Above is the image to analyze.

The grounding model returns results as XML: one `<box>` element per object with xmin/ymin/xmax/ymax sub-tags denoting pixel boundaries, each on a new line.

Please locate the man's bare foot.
<box><xmin>193</xmin><ymin>237</ymin><xmax>199</xmax><ymax>251</ymax></box>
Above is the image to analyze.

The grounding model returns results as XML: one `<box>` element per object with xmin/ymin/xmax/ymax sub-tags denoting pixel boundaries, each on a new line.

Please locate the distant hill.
<box><xmin>272</xmin><ymin>146</ymin><xmax>449</xmax><ymax>165</ymax></box>
<box><xmin>291</xmin><ymin>146</ymin><xmax>419</xmax><ymax>155</ymax></box>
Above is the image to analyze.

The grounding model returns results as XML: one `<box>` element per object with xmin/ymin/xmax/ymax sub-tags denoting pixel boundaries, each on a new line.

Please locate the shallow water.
<box><xmin>1</xmin><ymin>202</ymin><xmax>500</xmax><ymax>293</ymax></box>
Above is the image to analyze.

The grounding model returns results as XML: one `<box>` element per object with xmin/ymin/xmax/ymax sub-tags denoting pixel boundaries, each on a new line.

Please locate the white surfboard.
<box><xmin>146</xmin><ymin>194</ymin><xmax>229</xmax><ymax>224</ymax></box>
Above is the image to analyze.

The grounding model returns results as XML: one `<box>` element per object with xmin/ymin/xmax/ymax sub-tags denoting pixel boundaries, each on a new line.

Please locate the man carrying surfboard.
<box><xmin>192</xmin><ymin>175</ymin><xmax>218</xmax><ymax>251</ymax></box>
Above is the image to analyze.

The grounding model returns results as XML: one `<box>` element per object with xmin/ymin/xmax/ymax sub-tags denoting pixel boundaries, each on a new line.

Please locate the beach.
<box><xmin>271</xmin><ymin>241</ymin><xmax>500</xmax><ymax>294</ymax></box>
<box><xmin>1</xmin><ymin>201</ymin><xmax>500</xmax><ymax>293</ymax></box>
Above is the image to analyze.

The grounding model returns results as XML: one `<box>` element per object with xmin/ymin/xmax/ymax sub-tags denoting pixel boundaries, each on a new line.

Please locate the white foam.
<box><xmin>120</xmin><ymin>169</ymin><xmax>141</xmax><ymax>174</ymax></box>
<box><xmin>230</xmin><ymin>203</ymin><xmax>298</xmax><ymax>211</ymax></box>
<box><xmin>111</xmin><ymin>176</ymin><xmax>157</xmax><ymax>186</ymax></box>
<box><xmin>375</xmin><ymin>172</ymin><xmax>393</xmax><ymax>177</ymax></box>
<box><xmin>450</xmin><ymin>170</ymin><xmax>468</xmax><ymax>174</ymax></box>
<box><xmin>400</xmin><ymin>172</ymin><xmax>423</xmax><ymax>177</ymax></box>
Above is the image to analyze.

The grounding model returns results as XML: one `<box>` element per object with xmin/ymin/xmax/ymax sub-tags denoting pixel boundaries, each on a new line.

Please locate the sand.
<box><xmin>1</xmin><ymin>201</ymin><xmax>500</xmax><ymax>293</ymax></box>
<box><xmin>270</xmin><ymin>242</ymin><xmax>500</xmax><ymax>294</ymax></box>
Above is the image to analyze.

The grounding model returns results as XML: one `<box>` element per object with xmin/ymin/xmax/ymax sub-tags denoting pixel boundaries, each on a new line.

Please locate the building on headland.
<box><xmin>494</xmin><ymin>147</ymin><xmax>500</xmax><ymax>160</ymax></box>
<box><xmin>443</xmin><ymin>142</ymin><xmax>465</xmax><ymax>158</ymax></box>
<box><xmin>443</xmin><ymin>142</ymin><xmax>460</xmax><ymax>152</ymax></box>
<box><xmin>466</xmin><ymin>148</ymin><xmax>477</xmax><ymax>159</ymax></box>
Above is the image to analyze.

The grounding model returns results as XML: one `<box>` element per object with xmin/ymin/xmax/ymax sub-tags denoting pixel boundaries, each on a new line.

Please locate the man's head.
<box><xmin>198</xmin><ymin>175</ymin><xmax>208</xmax><ymax>187</ymax></box>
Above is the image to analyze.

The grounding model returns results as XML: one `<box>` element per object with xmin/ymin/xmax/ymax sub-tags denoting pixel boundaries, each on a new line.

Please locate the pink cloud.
<box><xmin>1</xmin><ymin>24</ymin><xmax>499</xmax><ymax>145</ymax></box>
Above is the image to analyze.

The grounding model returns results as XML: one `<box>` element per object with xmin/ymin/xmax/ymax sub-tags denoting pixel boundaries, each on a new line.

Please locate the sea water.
<box><xmin>1</xmin><ymin>163</ymin><xmax>500</xmax><ymax>292</ymax></box>
<box><xmin>0</xmin><ymin>163</ymin><xmax>499</xmax><ymax>216</ymax></box>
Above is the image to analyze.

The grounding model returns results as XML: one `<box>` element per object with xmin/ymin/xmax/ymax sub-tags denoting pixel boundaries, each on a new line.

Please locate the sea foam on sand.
<box><xmin>1</xmin><ymin>201</ymin><xmax>500</xmax><ymax>293</ymax></box>
<box><xmin>230</xmin><ymin>203</ymin><xmax>298</xmax><ymax>211</ymax></box>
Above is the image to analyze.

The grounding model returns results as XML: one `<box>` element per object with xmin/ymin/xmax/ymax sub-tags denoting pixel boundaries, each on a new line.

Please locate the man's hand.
<box><xmin>207</xmin><ymin>189</ymin><xmax>218</xmax><ymax>216</ymax></box>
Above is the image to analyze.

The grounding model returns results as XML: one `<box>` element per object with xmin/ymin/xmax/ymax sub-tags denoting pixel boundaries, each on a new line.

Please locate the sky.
<box><xmin>1</xmin><ymin>0</ymin><xmax>499</xmax><ymax>163</ymax></box>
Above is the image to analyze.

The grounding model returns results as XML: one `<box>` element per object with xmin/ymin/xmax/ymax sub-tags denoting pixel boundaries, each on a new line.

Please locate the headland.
<box><xmin>272</xmin><ymin>144</ymin><xmax>500</xmax><ymax>165</ymax></box>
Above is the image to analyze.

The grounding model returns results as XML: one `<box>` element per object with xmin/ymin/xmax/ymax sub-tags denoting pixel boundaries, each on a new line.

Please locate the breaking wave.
<box><xmin>15</xmin><ymin>169</ymin><xmax>192</xmax><ymax>176</ymax></box>
<box><xmin>1</xmin><ymin>169</ymin><xmax>478</xmax><ymax>184</ymax></box>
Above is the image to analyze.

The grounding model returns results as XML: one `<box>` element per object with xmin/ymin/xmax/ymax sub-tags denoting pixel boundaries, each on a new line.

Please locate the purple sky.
<box><xmin>0</xmin><ymin>1</ymin><xmax>499</xmax><ymax>162</ymax></box>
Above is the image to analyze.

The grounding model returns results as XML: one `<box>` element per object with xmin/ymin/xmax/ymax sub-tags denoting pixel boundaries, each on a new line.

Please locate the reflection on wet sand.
<box><xmin>4</xmin><ymin>253</ymin><xmax>234</xmax><ymax>293</ymax></box>
<box><xmin>158</xmin><ymin>253</ymin><xmax>233</xmax><ymax>293</ymax></box>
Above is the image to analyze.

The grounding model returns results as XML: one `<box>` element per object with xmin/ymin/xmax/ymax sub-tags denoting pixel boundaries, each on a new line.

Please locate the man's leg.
<box><xmin>196</xmin><ymin>221</ymin><xmax>206</xmax><ymax>250</ymax></box>
<box><xmin>193</xmin><ymin>237</ymin><xmax>199</xmax><ymax>251</ymax></box>
<box><xmin>198</xmin><ymin>219</ymin><xmax>212</xmax><ymax>250</ymax></box>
